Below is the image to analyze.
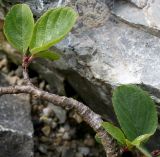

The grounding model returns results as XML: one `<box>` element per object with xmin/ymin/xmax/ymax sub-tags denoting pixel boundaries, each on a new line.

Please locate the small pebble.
<box><xmin>8</xmin><ymin>70</ymin><xmax>15</xmax><ymax>76</ymax></box>
<box><xmin>62</xmin><ymin>132</ymin><xmax>70</xmax><ymax>140</ymax></box>
<box><xmin>40</xmin><ymin>136</ymin><xmax>51</xmax><ymax>143</ymax></box>
<box><xmin>59</xmin><ymin>127</ymin><xmax>65</xmax><ymax>133</ymax></box>
<box><xmin>39</xmin><ymin>81</ymin><xmax>45</xmax><ymax>89</ymax></box>
<box><xmin>1</xmin><ymin>66</ymin><xmax>9</xmax><ymax>73</ymax></box>
<box><xmin>78</xmin><ymin>147</ymin><xmax>90</xmax><ymax>156</ymax></box>
<box><xmin>51</xmin><ymin>121</ymin><xmax>57</xmax><ymax>129</ymax></box>
<box><xmin>38</xmin><ymin>105</ymin><xmax>44</xmax><ymax>112</ymax></box>
<box><xmin>72</xmin><ymin>113</ymin><xmax>83</xmax><ymax>123</ymax></box>
<box><xmin>15</xmin><ymin>66</ymin><xmax>23</xmax><ymax>77</ymax></box>
<box><xmin>84</xmin><ymin>135</ymin><xmax>95</xmax><ymax>146</ymax></box>
<box><xmin>40</xmin><ymin>116</ymin><xmax>52</xmax><ymax>124</ymax></box>
<box><xmin>41</xmin><ymin>125</ymin><xmax>51</xmax><ymax>136</ymax></box>
<box><xmin>32</xmin><ymin>104</ymin><xmax>38</xmax><ymax>112</ymax></box>
<box><xmin>54</xmin><ymin>136</ymin><xmax>62</xmax><ymax>146</ymax></box>
<box><xmin>43</xmin><ymin>106</ymin><xmax>53</xmax><ymax>117</ymax></box>
<box><xmin>76</xmin><ymin>153</ymin><xmax>83</xmax><ymax>157</ymax></box>
<box><xmin>17</xmin><ymin>79</ymin><xmax>24</xmax><ymax>85</ymax></box>
<box><xmin>61</xmin><ymin>147</ymin><xmax>75</xmax><ymax>157</ymax></box>
<box><xmin>38</xmin><ymin>144</ymin><xmax>48</xmax><ymax>154</ymax></box>
<box><xmin>7</xmin><ymin>75</ymin><xmax>19</xmax><ymax>85</ymax></box>
<box><xmin>0</xmin><ymin>58</ymin><xmax>7</xmax><ymax>69</ymax></box>
<box><xmin>49</xmin><ymin>103</ymin><xmax>67</xmax><ymax>124</ymax></box>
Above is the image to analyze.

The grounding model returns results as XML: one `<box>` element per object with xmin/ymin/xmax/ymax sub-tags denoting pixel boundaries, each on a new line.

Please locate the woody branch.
<box><xmin>0</xmin><ymin>56</ymin><xmax>119</xmax><ymax>157</ymax></box>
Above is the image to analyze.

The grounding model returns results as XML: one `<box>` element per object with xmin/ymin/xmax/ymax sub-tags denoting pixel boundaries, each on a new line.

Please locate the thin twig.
<box><xmin>0</xmin><ymin>85</ymin><xmax>119</xmax><ymax>157</ymax></box>
<box><xmin>22</xmin><ymin>55</ymin><xmax>33</xmax><ymax>85</ymax></box>
<box><xmin>22</xmin><ymin>66</ymin><xmax>31</xmax><ymax>83</ymax></box>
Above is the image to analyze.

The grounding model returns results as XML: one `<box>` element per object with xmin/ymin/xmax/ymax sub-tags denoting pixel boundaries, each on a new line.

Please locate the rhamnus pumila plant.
<box><xmin>3</xmin><ymin>4</ymin><xmax>77</xmax><ymax>62</ymax></box>
<box><xmin>101</xmin><ymin>85</ymin><xmax>158</xmax><ymax>157</ymax></box>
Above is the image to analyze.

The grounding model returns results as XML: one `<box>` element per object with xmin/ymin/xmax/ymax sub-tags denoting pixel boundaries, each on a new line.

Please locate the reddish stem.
<box><xmin>22</xmin><ymin>55</ymin><xmax>34</xmax><ymax>85</ymax></box>
<box><xmin>152</xmin><ymin>150</ymin><xmax>160</xmax><ymax>157</ymax></box>
<box><xmin>22</xmin><ymin>55</ymin><xmax>34</xmax><ymax>69</ymax></box>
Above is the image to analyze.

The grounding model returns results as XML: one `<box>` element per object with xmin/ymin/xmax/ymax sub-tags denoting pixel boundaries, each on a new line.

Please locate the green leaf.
<box><xmin>132</xmin><ymin>134</ymin><xmax>152</xmax><ymax>146</ymax></box>
<box><xmin>112</xmin><ymin>85</ymin><xmax>158</xmax><ymax>141</ymax></box>
<box><xmin>30</xmin><ymin>7</ymin><xmax>78</xmax><ymax>54</ymax></box>
<box><xmin>136</xmin><ymin>146</ymin><xmax>152</xmax><ymax>157</ymax></box>
<box><xmin>34</xmin><ymin>50</ymin><xmax>60</xmax><ymax>61</ymax></box>
<box><xmin>3</xmin><ymin>4</ymin><xmax>34</xmax><ymax>54</ymax></box>
<box><xmin>102</xmin><ymin>122</ymin><xmax>126</xmax><ymax>145</ymax></box>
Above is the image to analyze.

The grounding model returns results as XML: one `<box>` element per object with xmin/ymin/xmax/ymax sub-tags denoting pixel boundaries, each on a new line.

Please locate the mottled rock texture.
<box><xmin>1</xmin><ymin>0</ymin><xmax>160</xmax><ymax>150</ymax></box>
<box><xmin>129</xmin><ymin>0</ymin><xmax>148</xmax><ymax>8</ymax></box>
<box><xmin>0</xmin><ymin>74</ymin><xmax>34</xmax><ymax>157</ymax></box>
<box><xmin>112</xmin><ymin>0</ymin><xmax>160</xmax><ymax>36</ymax></box>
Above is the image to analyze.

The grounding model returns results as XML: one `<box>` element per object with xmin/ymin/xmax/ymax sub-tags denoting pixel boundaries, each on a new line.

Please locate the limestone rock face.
<box><xmin>0</xmin><ymin>74</ymin><xmax>34</xmax><ymax>157</ymax></box>
<box><xmin>1</xmin><ymin>0</ymin><xmax>160</xmax><ymax>150</ymax></box>
<box><xmin>129</xmin><ymin>0</ymin><xmax>148</xmax><ymax>8</ymax></box>
<box><xmin>112</xmin><ymin>0</ymin><xmax>160</xmax><ymax>35</ymax></box>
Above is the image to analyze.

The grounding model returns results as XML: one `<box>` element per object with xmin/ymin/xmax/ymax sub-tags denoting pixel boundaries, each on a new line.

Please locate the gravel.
<box><xmin>0</xmin><ymin>52</ymin><xmax>105</xmax><ymax>157</ymax></box>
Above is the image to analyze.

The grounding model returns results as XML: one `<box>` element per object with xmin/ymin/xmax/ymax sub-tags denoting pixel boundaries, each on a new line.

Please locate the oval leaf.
<box><xmin>34</xmin><ymin>50</ymin><xmax>60</xmax><ymax>61</ymax></box>
<box><xmin>30</xmin><ymin>7</ymin><xmax>78</xmax><ymax>54</ymax></box>
<box><xmin>4</xmin><ymin>4</ymin><xmax>34</xmax><ymax>53</ymax></box>
<box><xmin>112</xmin><ymin>85</ymin><xmax>158</xmax><ymax>141</ymax></box>
<box><xmin>102</xmin><ymin>122</ymin><xmax>126</xmax><ymax>145</ymax></box>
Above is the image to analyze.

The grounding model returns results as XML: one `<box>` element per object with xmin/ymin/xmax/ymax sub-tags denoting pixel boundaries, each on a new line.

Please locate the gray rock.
<box><xmin>3</xmin><ymin>0</ymin><xmax>65</xmax><ymax>17</ymax></box>
<box><xmin>129</xmin><ymin>0</ymin><xmax>148</xmax><ymax>8</ymax></box>
<box><xmin>78</xmin><ymin>147</ymin><xmax>90</xmax><ymax>156</ymax></box>
<box><xmin>112</xmin><ymin>0</ymin><xmax>160</xmax><ymax>36</ymax></box>
<box><xmin>0</xmin><ymin>74</ymin><xmax>34</xmax><ymax>157</ymax></box>
<box><xmin>38</xmin><ymin>144</ymin><xmax>48</xmax><ymax>154</ymax></box>
<box><xmin>48</xmin><ymin>103</ymin><xmax>67</xmax><ymax>124</ymax></box>
<box><xmin>15</xmin><ymin>66</ymin><xmax>23</xmax><ymax>78</ymax></box>
<box><xmin>61</xmin><ymin>147</ymin><xmax>75</xmax><ymax>157</ymax></box>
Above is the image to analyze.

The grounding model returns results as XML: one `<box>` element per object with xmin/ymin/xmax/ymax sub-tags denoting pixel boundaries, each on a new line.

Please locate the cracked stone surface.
<box><xmin>129</xmin><ymin>0</ymin><xmax>148</xmax><ymax>8</ymax></box>
<box><xmin>112</xmin><ymin>0</ymin><xmax>160</xmax><ymax>36</ymax></box>
<box><xmin>1</xmin><ymin>0</ymin><xmax>160</xmax><ymax>150</ymax></box>
<box><xmin>0</xmin><ymin>74</ymin><xmax>34</xmax><ymax>157</ymax></box>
